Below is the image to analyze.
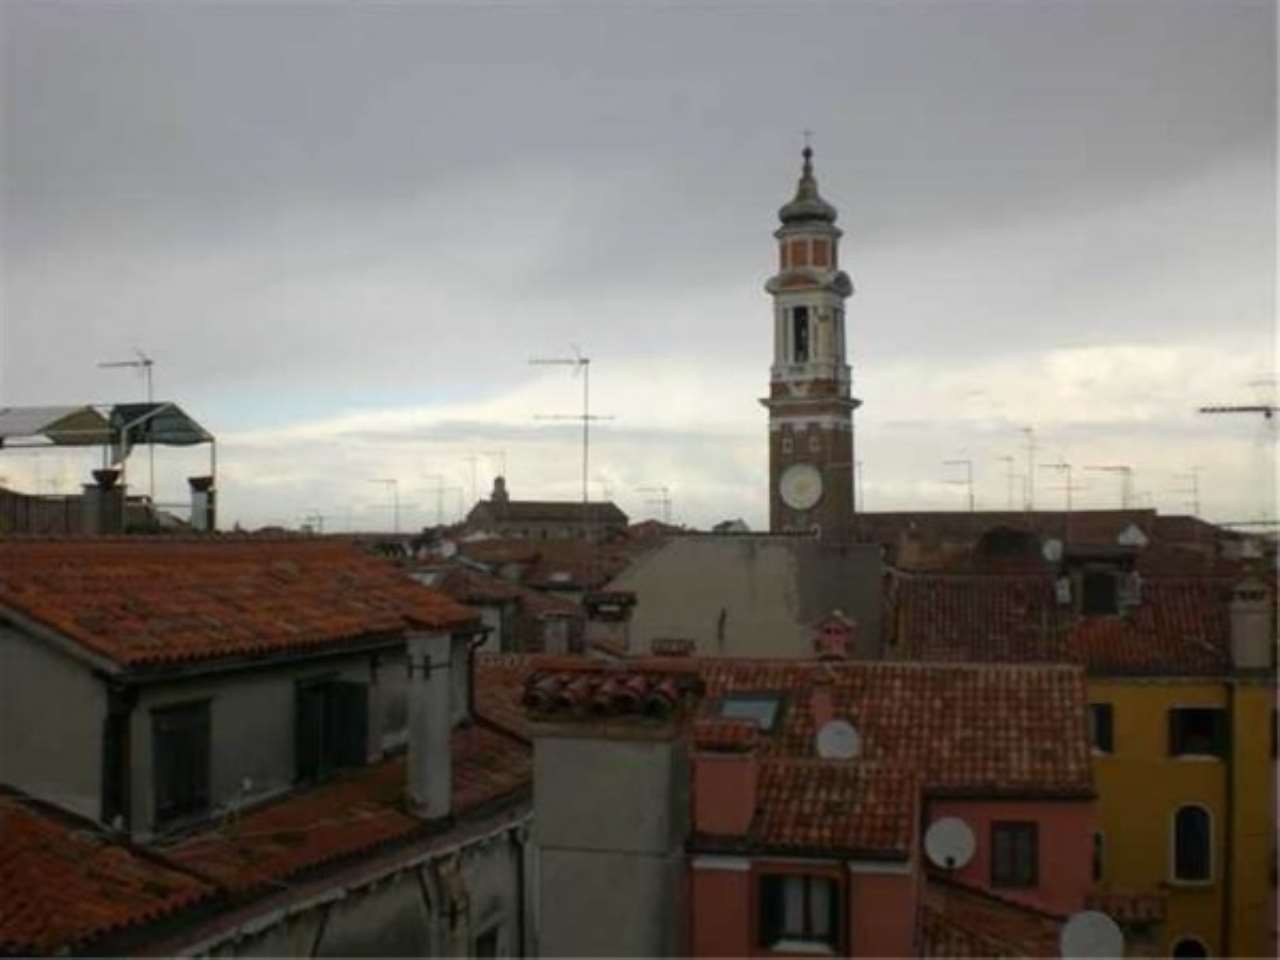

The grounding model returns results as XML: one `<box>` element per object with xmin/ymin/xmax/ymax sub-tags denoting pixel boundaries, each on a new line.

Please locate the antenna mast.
<box><xmin>367</xmin><ymin>478</ymin><xmax>400</xmax><ymax>534</ymax></box>
<box><xmin>637</xmin><ymin>485</ymin><xmax>672</xmax><ymax>524</ymax></box>
<box><xmin>1084</xmin><ymin>465</ymin><xmax>1133</xmax><ymax>509</ymax></box>
<box><xmin>942</xmin><ymin>459</ymin><xmax>975</xmax><ymax>512</ymax></box>
<box><xmin>98</xmin><ymin>349</ymin><xmax>156</xmax><ymax>500</ymax></box>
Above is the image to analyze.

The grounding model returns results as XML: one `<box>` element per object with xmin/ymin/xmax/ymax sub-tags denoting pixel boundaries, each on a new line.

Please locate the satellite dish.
<box><xmin>815</xmin><ymin>719</ymin><xmax>860</xmax><ymax>759</ymax></box>
<box><xmin>1042</xmin><ymin>538</ymin><xmax>1064</xmax><ymax>563</ymax></box>
<box><xmin>924</xmin><ymin>817</ymin><xmax>976</xmax><ymax>870</ymax></box>
<box><xmin>1060</xmin><ymin>911</ymin><xmax>1124</xmax><ymax>959</ymax></box>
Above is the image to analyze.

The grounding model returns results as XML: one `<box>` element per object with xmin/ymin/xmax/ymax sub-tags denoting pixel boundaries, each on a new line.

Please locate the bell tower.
<box><xmin>760</xmin><ymin>147</ymin><xmax>860</xmax><ymax>539</ymax></box>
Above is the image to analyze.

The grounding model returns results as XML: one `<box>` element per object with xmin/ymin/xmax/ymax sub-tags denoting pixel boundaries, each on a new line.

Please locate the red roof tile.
<box><xmin>692</xmin><ymin>717</ymin><xmax>759</xmax><ymax>752</ymax></box>
<box><xmin>480</xmin><ymin>655</ymin><xmax>1094</xmax><ymax>798</ymax></box>
<box><xmin>0</xmin><ymin>791</ymin><xmax>214</xmax><ymax>954</ymax></box>
<box><xmin>886</xmin><ymin>571</ymin><xmax>1238</xmax><ymax>676</ymax></box>
<box><xmin>920</xmin><ymin>877</ymin><xmax>1063</xmax><ymax>957</ymax></box>
<box><xmin>0</xmin><ymin>539</ymin><xmax>478</xmax><ymax>669</ymax></box>
<box><xmin>165</xmin><ymin>725</ymin><xmax>530</xmax><ymax>895</ymax></box>
<box><xmin>751</xmin><ymin>761</ymin><xmax>916</xmax><ymax>857</ymax></box>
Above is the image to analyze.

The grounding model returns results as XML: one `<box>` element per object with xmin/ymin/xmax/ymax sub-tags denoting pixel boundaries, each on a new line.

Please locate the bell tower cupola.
<box><xmin>760</xmin><ymin>146</ymin><xmax>861</xmax><ymax>539</ymax></box>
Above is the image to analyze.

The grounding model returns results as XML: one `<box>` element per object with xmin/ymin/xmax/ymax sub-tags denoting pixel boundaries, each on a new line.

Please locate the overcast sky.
<box><xmin>1</xmin><ymin>0</ymin><xmax>1275</xmax><ymax>532</ymax></box>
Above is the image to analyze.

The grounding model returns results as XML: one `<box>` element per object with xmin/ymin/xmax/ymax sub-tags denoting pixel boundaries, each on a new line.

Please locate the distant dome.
<box><xmin>778</xmin><ymin>147</ymin><xmax>838</xmax><ymax>225</ymax></box>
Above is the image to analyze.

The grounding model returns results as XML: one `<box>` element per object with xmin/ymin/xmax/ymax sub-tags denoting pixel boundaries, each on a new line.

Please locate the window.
<box><xmin>790</xmin><ymin>239</ymin><xmax>809</xmax><ymax>268</ymax></box>
<box><xmin>991</xmin><ymin>821</ymin><xmax>1038</xmax><ymax>887</ymax></box>
<box><xmin>792</xmin><ymin>307</ymin><xmax>810</xmax><ymax>362</ymax></box>
<box><xmin>781</xmin><ymin>436</ymin><xmax>793</xmax><ymax>455</ymax></box>
<box><xmin>1092</xmin><ymin>831</ymin><xmax>1105</xmax><ymax>883</ymax></box>
<box><xmin>153</xmin><ymin>701</ymin><xmax>211</xmax><ymax>824</ymax></box>
<box><xmin>296</xmin><ymin>680</ymin><xmax>369</xmax><ymax>782</ymax></box>
<box><xmin>759</xmin><ymin>874</ymin><xmax>837</xmax><ymax>950</ymax></box>
<box><xmin>1088</xmin><ymin>703</ymin><xmax>1114</xmax><ymax>753</ymax></box>
<box><xmin>808</xmin><ymin>433</ymin><xmax>821</xmax><ymax>453</ymax></box>
<box><xmin>719</xmin><ymin>693</ymin><xmax>783</xmax><ymax>732</ymax></box>
<box><xmin>779</xmin><ymin>242</ymin><xmax>789</xmax><ymax>270</ymax></box>
<box><xmin>1171</xmin><ymin>936</ymin><xmax>1208</xmax><ymax>958</ymax></box>
<box><xmin>1082</xmin><ymin>571</ymin><xmax>1118</xmax><ymax>614</ymax></box>
<box><xmin>1173</xmin><ymin>805</ymin><xmax>1212</xmax><ymax>882</ymax></box>
<box><xmin>1169</xmin><ymin>708</ymin><xmax>1228</xmax><ymax>758</ymax></box>
<box><xmin>812</xmin><ymin>238</ymin><xmax>830</xmax><ymax>267</ymax></box>
<box><xmin>475</xmin><ymin>926</ymin><xmax>500</xmax><ymax>958</ymax></box>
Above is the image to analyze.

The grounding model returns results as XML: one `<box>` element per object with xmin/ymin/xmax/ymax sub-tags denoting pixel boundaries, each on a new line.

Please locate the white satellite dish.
<box><xmin>1060</xmin><ymin>911</ymin><xmax>1124</xmax><ymax>959</ymax></box>
<box><xmin>815</xmin><ymin>719</ymin><xmax>860</xmax><ymax>760</ymax></box>
<box><xmin>1042</xmin><ymin>537</ymin><xmax>1064</xmax><ymax>563</ymax></box>
<box><xmin>923</xmin><ymin>817</ymin><xmax>976</xmax><ymax>870</ymax></box>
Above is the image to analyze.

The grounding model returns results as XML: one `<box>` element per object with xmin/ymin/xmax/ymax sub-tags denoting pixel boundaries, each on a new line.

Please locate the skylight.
<box><xmin>719</xmin><ymin>694</ymin><xmax>783</xmax><ymax>732</ymax></box>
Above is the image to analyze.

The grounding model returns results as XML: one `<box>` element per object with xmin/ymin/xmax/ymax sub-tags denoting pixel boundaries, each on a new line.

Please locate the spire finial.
<box><xmin>802</xmin><ymin>130</ymin><xmax>814</xmax><ymax>176</ymax></box>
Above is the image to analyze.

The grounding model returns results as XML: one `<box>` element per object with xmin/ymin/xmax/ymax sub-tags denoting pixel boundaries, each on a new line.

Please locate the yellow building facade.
<box><xmin>1089</xmin><ymin>676</ymin><xmax>1276</xmax><ymax>957</ymax></box>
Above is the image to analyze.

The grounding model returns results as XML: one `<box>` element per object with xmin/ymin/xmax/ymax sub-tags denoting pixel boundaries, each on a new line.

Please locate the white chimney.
<box><xmin>407</xmin><ymin>630</ymin><xmax>453</xmax><ymax>819</ymax></box>
<box><xmin>188</xmin><ymin>476</ymin><xmax>216</xmax><ymax>532</ymax></box>
<box><xmin>1229</xmin><ymin>579</ymin><xmax>1275</xmax><ymax>671</ymax></box>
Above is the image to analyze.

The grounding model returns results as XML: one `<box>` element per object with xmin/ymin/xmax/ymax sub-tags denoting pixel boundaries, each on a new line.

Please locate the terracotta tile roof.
<box><xmin>751</xmin><ymin>760</ymin><xmax>917</xmax><ymax>858</ymax></box>
<box><xmin>699</xmin><ymin>659</ymin><xmax>1093</xmax><ymax>798</ymax></box>
<box><xmin>886</xmin><ymin>570</ymin><xmax>1238</xmax><ymax>677</ymax></box>
<box><xmin>436</xmin><ymin>564</ymin><xmax>581</xmax><ymax>619</ymax></box>
<box><xmin>459</xmin><ymin>537</ymin><xmax>647</xmax><ymax>591</ymax></box>
<box><xmin>0</xmin><ymin>790</ymin><xmax>215</xmax><ymax>954</ymax></box>
<box><xmin>165</xmin><ymin>724</ymin><xmax>530</xmax><ymax>896</ymax></box>
<box><xmin>886</xmin><ymin>574</ymin><xmax>1068</xmax><ymax>663</ymax></box>
<box><xmin>0</xmin><ymin>539</ymin><xmax>478</xmax><ymax>669</ymax></box>
<box><xmin>920</xmin><ymin>877</ymin><xmax>1063</xmax><ymax>957</ymax></box>
<box><xmin>1084</xmin><ymin>891</ymin><xmax>1166</xmax><ymax>924</ymax></box>
<box><xmin>480</xmin><ymin>655</ymin><xmax>1094</xmax><ymax>798</ymax></box>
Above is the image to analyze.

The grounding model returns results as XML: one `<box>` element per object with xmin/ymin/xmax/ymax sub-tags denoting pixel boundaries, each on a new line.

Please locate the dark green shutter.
<box><xmin>332</xmin><ymin>681</ymin><xmax>370</xmax><ymax>768</ymax></box>
<box><xmin>759</xmin><ymin>876</ymin><xmax>783</xmax><ymax>946</ymax></box>
<box><xmin>296</xmin><ymin>684</ymin><xmax>325</xmax><ymax>781</ymax></box>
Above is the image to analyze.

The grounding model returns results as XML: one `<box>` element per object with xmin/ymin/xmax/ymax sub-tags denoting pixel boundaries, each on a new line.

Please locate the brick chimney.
<box><xmin>81</xmin><ymin>469</ymin><xmax>124</xmax><ymax>535</ymax></box>
<box><xmin>406</xmin><ymin>630</ymin><xmax>454</xmax><ymax>819</ymax></box>
<box><xmin>584</xmin><ymin>590</ymin><xmax>637</xmax><ymax>655</ymax></box>
<box><xmin>813</xmin><ymin>610</ymin><xmax>855</xmax><ymax>660</ymax></box>
<box><xmin>692</xmin><ymin>719</ymin><xmax>759</xmax><ymax>837</ymax></box>
<box><xmin>1229</xmin><ymin>578</ymin><xmax>1275</xmax><ymax>670</ymax></box>
<box><xmin>188</xmin><ymin>475</ymin><xmax>216</xmax><ymax>532</ymax></box>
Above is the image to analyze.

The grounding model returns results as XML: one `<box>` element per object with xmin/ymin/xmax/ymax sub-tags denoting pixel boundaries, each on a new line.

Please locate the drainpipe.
<box><xmin>512</xmin><ymin>825</ymin><xmax>528</xmax><ymax>958</ymax></box>
<box><xmin>1221</xmin><ymin>678</ymin><xmax>1235</xmax><ymax>956</ymax></box>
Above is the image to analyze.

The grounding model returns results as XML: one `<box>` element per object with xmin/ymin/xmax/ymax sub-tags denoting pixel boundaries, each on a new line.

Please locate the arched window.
<box><xmin>1171</xmin><ymin>935</ymin><xmax>1208</xmax><ymax>958</ymax></box>
<box><xmin>1173</xmin><ymin>805</ymin><xmax>1212</xmax><ymax>882</ymax></box>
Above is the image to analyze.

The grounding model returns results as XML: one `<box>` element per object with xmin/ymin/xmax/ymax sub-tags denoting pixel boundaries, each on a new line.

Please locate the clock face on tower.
<box><xmin>779</xmin><ymin>462</ymin><xmax>824</xmax><ymax>510</ymax></box>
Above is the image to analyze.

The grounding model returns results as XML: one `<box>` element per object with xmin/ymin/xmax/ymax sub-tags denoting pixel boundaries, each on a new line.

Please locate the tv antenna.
<box><xmin>997</xmin><ymin>455</ymin><xmax>1016</xmax><ymax>510</ymax></box>
<box><xmin>422</xmin><ymin>473</ymin><xmax>461</xmax><ymax>526</ymax></box>
<box><xmin>462</xmin><ymin>454</ymin><xmax>481</xmax><ymax>507</ymax></box>
<box><xmin>1084</xmin><ymin>465</ymin><xmax>1133</xmax><ymax>509</ymax></box>
<box><xmin>637</xmin><ymin>484</ymin><xmax>672</xmax><ymax>524</ymax></box>
<box><xmin>367</xmin><ymin>478</ymin><xmax>400</xmax><ymax>534</ymax></box>
<box><xmin>1021</xmin><ymin>426</ymin><xmax>1036</xmax><ymax>510</ymax></box>
<box><xmin>1039</xmin><ymin>461</ymin><xmax>1081</xmax><ymax>512</ymax></box>
<box><xmin>531</xmin><ymin>345</ymin><xmax>615</xmax><ymax>540</ymax></box>
<box><xmin>1169</xmin><ymin>467</ymin><xmax>1203</xmax><ymax>517</ymax></box>
<box><xmin>98</xmin><ymin>349</ymin><xmax>156</xmax><ymax>500</ymax></box>
<box><xmin>942</xmin><ymin>459</ymin><xmax>974</xmax><ymax>512</ymax></box>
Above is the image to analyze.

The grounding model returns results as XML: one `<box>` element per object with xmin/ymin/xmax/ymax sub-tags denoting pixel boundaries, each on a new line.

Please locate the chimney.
<box><xmin>692</xmin><ymin>719</ymin><xmax>759</xmax><ymax>837</ymax></box>
<box><xmin>810</xmin><ymin>673</ymin><xmax>835</xmax><ymax>729</ymax></box>
<box><xmin>188</xmin><ymin>475</ymin><xmax>216</xmax><ymax>532</ymax></box>
<box><xmin>1229</xmin><ymin>579</ymin><xmax>1275</xmax><ymax>670</ymax></box>
<box><xmin>81</xmin><ymin>469</ymin><xmax>124</xmax><ymax>535</ymax></box>
<box><xmin>584</xmin><ymin>590</ymin><xmax>638</xmax><ymax>655</ymax></box>
<box><xmin>813</xmin><ymin>610</ymin><xmax>855</xmax><ymax>660</ymax></box>
<box><xmin>406</xmin><ymin>629</ymin><xmax>454</xmax><ymax>819</ymax></box>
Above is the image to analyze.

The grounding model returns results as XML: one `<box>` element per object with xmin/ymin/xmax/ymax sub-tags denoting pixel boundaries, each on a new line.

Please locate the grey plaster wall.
<box><xmin>607</xmin><ymin>536</ymin><xmax>882</xmax><ymax>658</ymax></box>
<box><xmin>0</xmin><ymin>624</ymin><xmax>106</xmax><ymax>820</ymax></box>
<box><xmin>130</xmin><ymin>652</ymin><xmax>384</xmax><ymax>839</ymax></box>
<box><xmin>535</xmin><ymin>733</ymin><xmax>688</xmax><ymax>956</ymax></box>
<box><xmin>315</xmin><ymin>871</ymin><xmax>432</xmax><ymax>957</ymax></box>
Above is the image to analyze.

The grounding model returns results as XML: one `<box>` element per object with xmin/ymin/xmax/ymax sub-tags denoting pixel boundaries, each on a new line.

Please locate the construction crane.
<box><xmin>1199</xmin><ymin>404</ymin><xmax>1276</xmax><ymax>419</ymax></box>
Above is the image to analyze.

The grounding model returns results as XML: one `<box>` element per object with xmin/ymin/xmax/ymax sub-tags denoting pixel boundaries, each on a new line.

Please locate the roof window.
<box><xmin>719</xmin><ymin>693</ymin><xmax>784</xmax><ymax>732</ymax></box>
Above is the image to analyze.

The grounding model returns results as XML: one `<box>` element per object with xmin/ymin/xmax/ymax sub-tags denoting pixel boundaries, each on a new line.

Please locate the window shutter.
<box><xmin>1097</xmin><ymin>705</ymin><xmax>1113</xmax><ymax>753</ymax></box>
<box><xmin>191</xmin><ymin>705</ymin><xmax>211</xmax><ymax>808</ymax></box>
<box><xmin>759</xmin><ymin>876</ymin><xmax>783</xmax><ymax>946</ymax></box>
<box><xmin>1212</xmin><ymin>710</ymin><xmax>1229</xmax><ymax>758</ymax></box>
<box><xmin>333</xmin><ymin>681</ymin><xmax>370</xmax><ymax>768</ymax></box>
<box><xmin>296</xmin><ymin>684</ymin><xmax>325</xmax><ymax>781</ymax></box>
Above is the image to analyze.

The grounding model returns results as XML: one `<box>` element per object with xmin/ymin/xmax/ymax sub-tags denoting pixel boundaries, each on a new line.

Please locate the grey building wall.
<box><xmin>129</xmin><ymin>651</ymin><xmax>388</xmax><ymax>840</ymax></box>
<box><xmin>534</xmin><ymin>732</ymin><xmax>689</xmax><ymax>956</ymax></box>
<box><xmin>607</xmin><ymin>535</ymin><xmax>882</xmax><ymax>658</ymax></box>
<box><xmin>0</xmin><ymin>624</ymin><xmax>107</xmax><ymax>820</ymax></box>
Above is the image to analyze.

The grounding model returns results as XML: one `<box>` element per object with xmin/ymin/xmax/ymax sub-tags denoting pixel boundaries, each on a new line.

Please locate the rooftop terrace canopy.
<box><xmin>0</xmin><ymin>402</ymin><xmax>213</xmax><ymax>459</ymax></box>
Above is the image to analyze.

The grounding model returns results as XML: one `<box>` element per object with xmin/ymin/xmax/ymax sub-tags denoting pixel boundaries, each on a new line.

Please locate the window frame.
<box><xmin>792</xmin><ymin>306</ymin><xmax>810</xmax><ymax>363</ymax></box>
<box><xmin>990</xmin><ymin>820</ymin><xmax>1039</xmax><ymax>889</ymax></box>
<box><xmin>295</xmin><ymin>676</ymin><xmax>370</xmax><ymax>783</ymax></box>
<box><xmin>1088</xmin><ymin>702</ymin><xmax>1114</xmax><ymax>754</ymax></box>
<box><xmin>1170</xmin><ymin>804</ymin><xmax>1213</xmax><ymax>885</ymax></box>
<box><xmin>151</xmin><ymin>698</ymin><xmax>212</xmax><ymax>826</ymax></box>
<box><xmin>1081</xmin><ymin>570</ymin><xmax>1119</xmax><ymax>615</ymax></box>
<box><xmin>1168</xmin><ymin>707</ymin><xmax>1228</xmax><ymax>760</ymax></box>
<box><xmin>757</xmin><ymin>872</ymin><xmax>840</xmax><ymax>952</ymax></box>
<box><xmin>718</xmin><ymin>691</ymin><xmax>786</xmax><ymax>732</ymax></box>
